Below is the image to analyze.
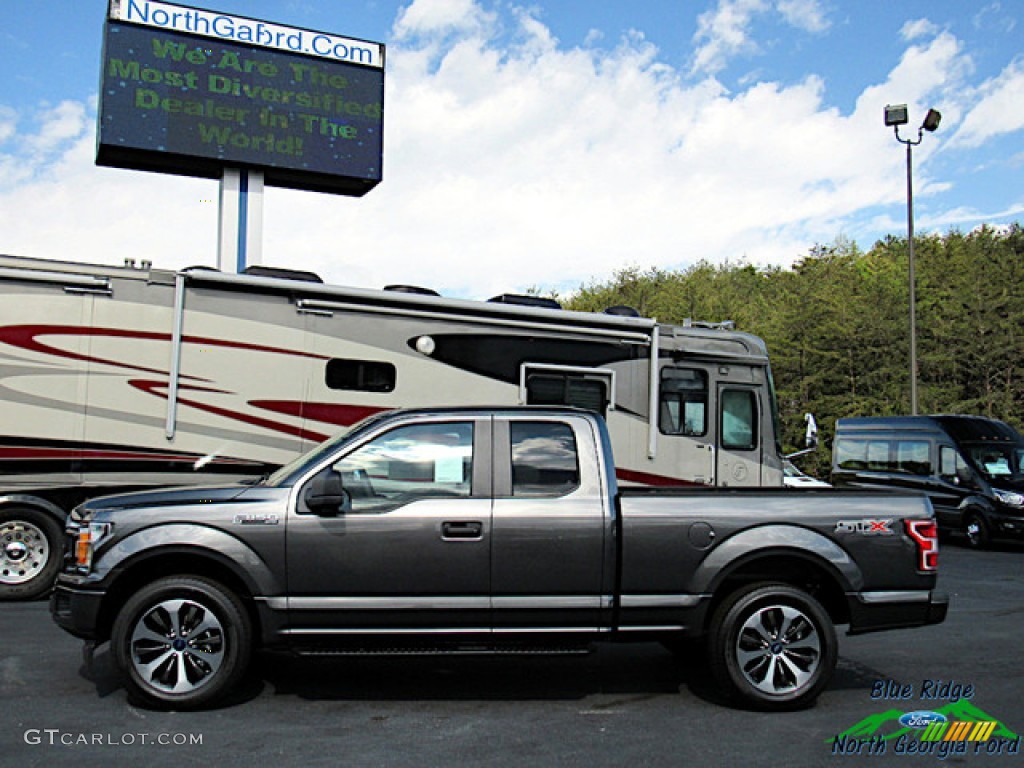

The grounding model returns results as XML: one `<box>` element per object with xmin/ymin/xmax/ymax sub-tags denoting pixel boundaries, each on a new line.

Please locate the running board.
<box><xmin>292</xmin><ymin>642</ymin><xmax>594</xmax><ymax>658</ymax></box>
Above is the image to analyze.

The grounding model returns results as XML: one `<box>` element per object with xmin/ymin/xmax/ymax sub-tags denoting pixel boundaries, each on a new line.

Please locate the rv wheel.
<box><xmin>0</xmin><ymin>508</ymin><xmax>63</xmax><ymax>600</ymax></box>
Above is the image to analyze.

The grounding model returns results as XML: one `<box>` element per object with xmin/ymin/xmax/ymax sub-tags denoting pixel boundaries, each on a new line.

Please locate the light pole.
<box><xmin>884</xmin><ymin>104</ymin><xmax>941</xmax><ymax>416</ymax></box>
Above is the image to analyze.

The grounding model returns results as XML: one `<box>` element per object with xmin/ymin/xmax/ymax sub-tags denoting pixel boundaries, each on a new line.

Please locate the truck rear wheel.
<box><xmin>0</xmin><ymin>507</ymin><xmax>63</xmax><ymax>600</ymax></box>
<box><xmin>112</xmin><ymin>576</ymin><xmax>252</xmax><ymax>710</ymax></box>
<box><xmin>707</xmin><ymin>582</ymin><xmax>836</xmax><ymax>711</ymax></box>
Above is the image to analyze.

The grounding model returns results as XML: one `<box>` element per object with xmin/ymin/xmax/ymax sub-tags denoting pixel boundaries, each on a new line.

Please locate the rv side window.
<box><xmin>326</xmin><ymin>359</ymin><xmax>396</xmax><ymax>393</ymax></box>
<box><xmin>525</xmin><ymin>374</ymin><xmax>607</xmax><ymax>415</ymax></box>
<box><xmin>659</xmin><ymin>367</ymin><xmax>708</xmax><ymax>436</ymax></box>
<box><xmin>721</xmin><ymin>389</ymin><xmax>757</xmax><ymax>451</ymax></box>
<box><xmin>510</xmin><ymin>421</ymin><xmax>581</xmax><ymax>497</ymax></box>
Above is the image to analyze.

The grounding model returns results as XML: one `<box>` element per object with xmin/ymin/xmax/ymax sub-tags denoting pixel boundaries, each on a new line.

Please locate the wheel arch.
<box><xmin>701</xmin><ymin>551</ymin><xmax>852</xmax><ymax>633</ymax></box>
<box><xmin>0</xmin><ymin>494</ymin><xmax>69</xmax><ymax>525</ymax></box>
<box><xmin>94</xmin><ymin>544</ymin><xmax>272</xmax><ymax>644</ymax></box>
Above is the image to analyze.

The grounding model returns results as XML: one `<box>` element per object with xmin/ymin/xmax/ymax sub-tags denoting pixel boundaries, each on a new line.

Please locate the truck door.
<box><xmin>490</xmin><ymin>416</ymin><xmax>608</xmax><ymax>632</ymax></box>
<box><xmin>716</xmin><ymin>385</ymin><xmax>763</xmax><ymax>487</ymax></box>
<box><xmin>285</xmin><ymin>416</ymin><xmax>492</xmax><ymax>633</ymax></box>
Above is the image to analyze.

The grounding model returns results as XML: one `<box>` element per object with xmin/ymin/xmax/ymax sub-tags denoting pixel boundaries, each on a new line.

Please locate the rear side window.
<box><xmin>510</xmin><ymin>421</ymin><xmax>580</xmax><ymax>497</ymax></box>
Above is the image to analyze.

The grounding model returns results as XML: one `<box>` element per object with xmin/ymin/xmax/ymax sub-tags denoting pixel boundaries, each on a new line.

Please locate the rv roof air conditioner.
<box><xmin>488</xmin><ymin>293</ymin><xmax>562</xmax><ymax>310</ymax></box>
<box><xmin>604</xmin><ymin>305</ymin><xmax>641</xmax><ymax>317</ymax></box>
<box><xmin>243</xmin><ymin>266</ymin><xmax>323</xmax><ymax>283</ymax></box>
<box><xmin>384</xmin><ymin>284</ymin><xmax>441</xmax><ymax>296</ymax></box>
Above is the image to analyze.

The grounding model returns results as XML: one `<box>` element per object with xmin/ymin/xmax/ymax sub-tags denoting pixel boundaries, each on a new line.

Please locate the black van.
<box><xmin>831</xmin><ymin>415</ymin><xmax>1024</xmax><ymax>548</ymax></box>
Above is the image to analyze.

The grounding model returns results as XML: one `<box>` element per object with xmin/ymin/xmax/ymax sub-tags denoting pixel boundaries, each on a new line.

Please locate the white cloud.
<box><xmin>0</xmin><ymin>2</ymin><xmax>1012</xmax><ymax>300</ymax></box>
<box><xmin>0</xmin><ymin>106</ymin><xmax>16</xmax><ymax>143</ymax></box>
<box><xmin>690</xmin><ymin>0</ymin><xmax>831</xmax><ymax>77</ymax></box>
<box><xmin>777</xmin><ymin>0</ymin><xmax>830</xmax><ymax>34</ymax></box>
<box><xmin>901</xmin><ymin>18</ymin><xmax>941</xmax><ymax>41</ymax></box>
<box><xmin>691</xmin><ymin>0</ymin><xmax>769</xmax><ymax>77</ymax></box>
<box><xmin>950</xmin><ymin>58</ymin><xmax>1024</xmax><ymax>148</ymax></box>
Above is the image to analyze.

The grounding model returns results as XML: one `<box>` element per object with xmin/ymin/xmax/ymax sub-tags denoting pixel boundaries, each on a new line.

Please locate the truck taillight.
<box><xmin>905</xmin><ymin>519</ymin><xmax>939</xmax><ymax>572</ymax></box>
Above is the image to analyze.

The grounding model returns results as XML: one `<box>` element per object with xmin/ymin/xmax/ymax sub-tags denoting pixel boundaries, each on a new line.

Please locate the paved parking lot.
<box><xmin>2</xmin><ymin>542</ymin><xmax>1021</xmax><ymax>767</ymax></box>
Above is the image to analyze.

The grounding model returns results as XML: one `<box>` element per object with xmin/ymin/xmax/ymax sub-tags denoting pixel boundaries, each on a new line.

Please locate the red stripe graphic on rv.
<box><xmin>130</xmin><ymin>380</ymin><xmax>332</xmax><ymax>443</ymax></box>
<box><xmin>0</xmin><ymin>324</ymin><xmax>328</xmax><ymax>378</ymax></box>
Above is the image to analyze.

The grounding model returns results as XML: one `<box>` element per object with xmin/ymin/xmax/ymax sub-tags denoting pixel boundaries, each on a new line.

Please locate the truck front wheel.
<box><xmin>0</xmin><ymin>507</ymin><xmax>63</xmax><ymax>600</ymax></box>
<box><xmin>112</xmin><ymin>576</ymin><xmax>252</xmax><ymax>710</ymax></box>
<box><xmin>707</xmin><ymin>582</ymin><xmax>837</xmax><ymax>711</ymax></box>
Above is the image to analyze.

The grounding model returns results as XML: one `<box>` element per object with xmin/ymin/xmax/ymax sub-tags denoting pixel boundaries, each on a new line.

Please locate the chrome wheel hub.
<box><xmin>736</xmin><ymin>604</ymin><xmax>821</xmax><ymax>695</ymax></box>
<box><xmin>0</xmin><ymin>521</ymin><xmax>50</xmax><ymax>585</ymax></box>
<box><xmin>130</xmin><ymin>598</ymin><xmax>226</xmax><ymax>694</ymax></box>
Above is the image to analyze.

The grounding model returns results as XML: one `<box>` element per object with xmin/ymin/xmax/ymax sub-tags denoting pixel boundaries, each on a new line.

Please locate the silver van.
<box><xmin>831</xmin><ymin>415</ymin><xmax>1024</xmax><ymax>548</ymax></box>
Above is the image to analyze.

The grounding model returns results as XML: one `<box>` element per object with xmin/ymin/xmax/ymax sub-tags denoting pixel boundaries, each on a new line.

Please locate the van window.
<box><xmin>836</xmin><ymin>438</ymin><xmax>932</xmax><ymax>475</ymax></box>
<box><xmin>659</xmin><ymin>367</ymin><xmax>707</xmax><ymax>436</ymax></box>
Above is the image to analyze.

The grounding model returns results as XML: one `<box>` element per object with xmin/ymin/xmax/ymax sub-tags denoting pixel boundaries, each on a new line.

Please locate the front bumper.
<box><xmin>846</xmin><ymin>589</ymin><xmax>949</xmax><ymax>635</ymax></box>
<box><xmin>50</xmin><ymin>577</ymin><xmax>106</xmax><ymax>642</ymax></box>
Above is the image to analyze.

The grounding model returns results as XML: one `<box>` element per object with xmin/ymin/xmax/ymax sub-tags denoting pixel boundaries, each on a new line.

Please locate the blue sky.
<box><xmin>1</xmin><ymin>0</ymin><xmax>1022</xmax><ymax>298</ymax></box>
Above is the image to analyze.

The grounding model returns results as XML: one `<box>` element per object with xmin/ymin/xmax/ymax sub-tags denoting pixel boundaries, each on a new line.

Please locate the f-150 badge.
<box><xmin>234</xmin><ymin>513</ymin><xmax>280</xmax><ymax>525</ymax></box>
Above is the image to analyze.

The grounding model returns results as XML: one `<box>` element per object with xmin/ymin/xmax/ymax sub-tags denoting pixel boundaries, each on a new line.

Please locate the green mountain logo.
<box><xmin>829</xmin><ymin>700</ymin><xmax>1018</xmax><ymax>744</ymax></box>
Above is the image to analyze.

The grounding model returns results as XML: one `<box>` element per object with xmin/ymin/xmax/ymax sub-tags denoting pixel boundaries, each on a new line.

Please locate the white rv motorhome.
<box><xmin>0</xmin><ymin>254</ymin><xmax>784</xmax><ymax>598</ymax></box>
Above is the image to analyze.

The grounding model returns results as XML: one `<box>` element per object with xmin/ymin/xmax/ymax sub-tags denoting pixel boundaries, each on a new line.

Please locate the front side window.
<box><xmin>721</xmin><ymin>389</ymin><xmax>757</xmax><ymax>450</ymax></box>
<box><xmin>660</xmin><ymin>367</ymin><xmax>707</xmax><ymax>436</ymax></box>
<box><xmin>510</xmin><ymin>421</ymin><xmax>580</xmax><ymax>497</ymax></box>
<box><xmin>330</xmin><ymin>422</ymin><xmax>473</xmax><ymax>513</ymax></box>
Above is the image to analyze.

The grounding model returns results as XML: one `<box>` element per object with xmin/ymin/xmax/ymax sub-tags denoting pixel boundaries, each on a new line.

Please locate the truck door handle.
<box><xmin>441</xmin><ymin>521</ymin><xmax>483</xmax><ymax>540</ymax></box>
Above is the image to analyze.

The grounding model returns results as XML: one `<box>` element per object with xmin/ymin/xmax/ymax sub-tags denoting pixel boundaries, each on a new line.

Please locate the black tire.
<box><xmin>111</xmin><ymin>576</ymin><xmax>252</xmax><ymax>710</ymax></box>
<box><xmin>707</xmin><ymin>582</ymin><xmax>837</xmax><ymax>711</ymax></box>
<box><xmin>964</xmin><ymin>511</ymin><xmax>991</xmax><ymax>549</ymax></box>
<box><xmin>0</xmin><ymin>507</ymin><xmax>64</xmax><ymax>600</ymax></box>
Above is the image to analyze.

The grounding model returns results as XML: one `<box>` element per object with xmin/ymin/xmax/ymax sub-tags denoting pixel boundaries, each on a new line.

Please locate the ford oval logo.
<box><xmin>899</xmin><ymin>711</ymin><xmax>948</xmax><ymax>729</ymax></box>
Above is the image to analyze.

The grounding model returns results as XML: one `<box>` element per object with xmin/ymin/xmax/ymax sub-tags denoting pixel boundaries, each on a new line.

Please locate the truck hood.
<box><xmin>76</xmin><ymin>484</ymin><xmax>252</xmax><ymax>516</ymax></box>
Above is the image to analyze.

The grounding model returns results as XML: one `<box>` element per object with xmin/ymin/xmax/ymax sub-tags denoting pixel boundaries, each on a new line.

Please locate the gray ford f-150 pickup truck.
<box><xmin>51</xmin><ymin>407</ymin><xmax>947</xmax><ymax>711</ymax></box>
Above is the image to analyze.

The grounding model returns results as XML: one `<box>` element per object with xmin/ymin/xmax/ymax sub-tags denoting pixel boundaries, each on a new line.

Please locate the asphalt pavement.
<box><xmin>2</xmin><ymin>542</ymin><xmax>1021</xmax><ymax>768</ymax></box>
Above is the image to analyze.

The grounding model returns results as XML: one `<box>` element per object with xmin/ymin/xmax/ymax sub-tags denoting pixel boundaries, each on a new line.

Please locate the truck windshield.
<box><xmin>964</xmin><ymin>443</ymin><xmax>1024</xmax><ymax>481</ymax></box>
<box><xmin>263</xmin><ymin>412</ymin><xmax>393</xmax><ymax>487</ymax></box>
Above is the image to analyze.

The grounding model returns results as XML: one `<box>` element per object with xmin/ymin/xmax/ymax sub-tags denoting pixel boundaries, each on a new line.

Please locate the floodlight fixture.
<box><xmin>922</xmin><ymin>108</ymin><xmax>942</xmax><ymax>132</ymax></box>
<box><xmin>884</xmin><ymin>104</ymin><xmax>909</xmax><ymax>127</ymax></box>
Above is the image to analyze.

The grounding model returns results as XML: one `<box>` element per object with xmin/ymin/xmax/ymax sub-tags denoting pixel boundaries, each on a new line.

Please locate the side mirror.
<box><xmin>304</xmin><ymin>470</ymin><xmax>351</xmax><ymax>516</ymax></box>
<box><xmin>804</xmin><ymin>413</ymin><xmax>819</xmax><ymax>450</ymax></box>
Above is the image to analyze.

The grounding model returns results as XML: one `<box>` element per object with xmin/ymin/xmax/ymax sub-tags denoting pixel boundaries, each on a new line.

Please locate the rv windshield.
<box><xmin>964</xmin><ymin>443</ymin><xmax>1024</xmax><ymax>481</ymax></box>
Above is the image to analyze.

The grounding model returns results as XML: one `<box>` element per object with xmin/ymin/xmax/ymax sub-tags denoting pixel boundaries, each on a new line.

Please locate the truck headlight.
<box><xmin>993</xmin><ymin>488</ymin><xmax>1024</xmax><ymax>509</ymax></box>
<box><xmin>75</xmin><ymin>522</ymin><xmax>113</xmax><ymax>573</ymax></box>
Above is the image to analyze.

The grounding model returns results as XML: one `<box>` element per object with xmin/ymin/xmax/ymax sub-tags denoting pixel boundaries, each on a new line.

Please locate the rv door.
<box><xmin>716</xmin><ymin>385</ymin><xmax>763</xmax><ymax>486</ymax></box>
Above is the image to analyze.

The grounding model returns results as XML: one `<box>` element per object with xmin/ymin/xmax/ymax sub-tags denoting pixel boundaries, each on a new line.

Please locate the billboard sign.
<box><xmin>97</xmin><ymin>0</ymin><xmax>385</xmax><ymax>196</ymax></box>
